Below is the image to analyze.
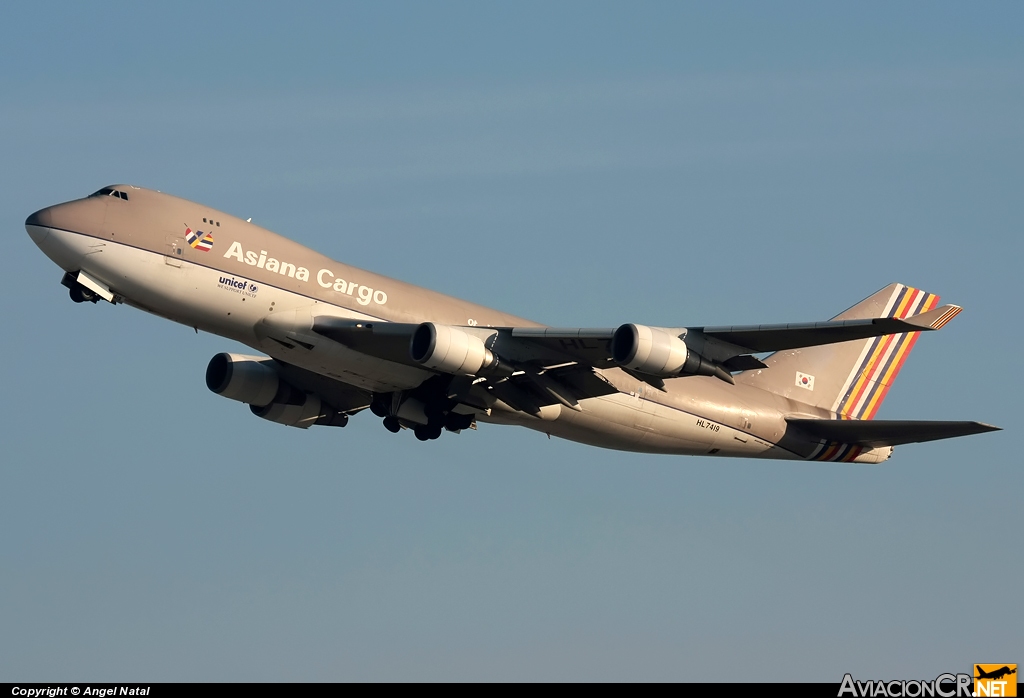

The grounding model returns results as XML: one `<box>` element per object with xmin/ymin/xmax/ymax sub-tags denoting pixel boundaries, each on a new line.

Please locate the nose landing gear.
<box><xmin>69</xmin><ymin>284</ymin><xmax>97</xmax><ymax>303</ymax></box>
<box><xmin>61</xmin><ymin>271</ymin><xmax>115</xmax><ymax>305</ymax></box>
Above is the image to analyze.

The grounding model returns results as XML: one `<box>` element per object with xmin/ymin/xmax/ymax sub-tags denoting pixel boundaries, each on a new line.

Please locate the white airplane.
<box><xmin>26</xmin><ymin>185</ymin><xmax>998</xmax><ymax>461</ymax></box>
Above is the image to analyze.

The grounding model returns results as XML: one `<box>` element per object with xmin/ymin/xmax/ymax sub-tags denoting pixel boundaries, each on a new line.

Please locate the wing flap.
<box><xmin>505</xmin><ymin>327</ymin><xmax>617</xmax><ymax>366</ymax></box>
<box><xmin>311</xmin><ymin>318</ymin><xmax>422</xmax><ymax>366</ymax></box>
<box><xmin>786</xmin><ymin>418</ymin><xmax>1000</xmax><ymax>447</ymax></box>
<box><xmin>539</xmin><ymin>363</ymin><xmax>619</xmax><ymax>400</ymax></box>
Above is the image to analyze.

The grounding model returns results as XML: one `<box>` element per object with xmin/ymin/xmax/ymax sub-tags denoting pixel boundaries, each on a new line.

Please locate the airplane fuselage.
<box><xmin>25</xmin><ymin>185</ymin><xmax>892</xmax><ymax>462</ymax></box>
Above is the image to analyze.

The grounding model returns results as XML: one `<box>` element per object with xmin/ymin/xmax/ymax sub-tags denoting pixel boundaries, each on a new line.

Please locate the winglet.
<box><xmin>902</xmin><ymin>304</ymin><xmax>963</xmax><ymax>330</ymax></box>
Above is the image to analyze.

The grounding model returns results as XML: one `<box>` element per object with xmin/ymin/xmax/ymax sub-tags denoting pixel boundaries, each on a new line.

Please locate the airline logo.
<box><xmin>184</xmin><ymin>225</ymin><xmax>214</xmax><ymax>252</ymax></box>
<box><xmin>222</xmin><ymin>241</ymin><xmax>389</xmax><ymax>306</ymax></box>
<box><xmin>974</xmin><ymin>664</ymin><xmax>1017</xmax><ymax>697</ymax></box>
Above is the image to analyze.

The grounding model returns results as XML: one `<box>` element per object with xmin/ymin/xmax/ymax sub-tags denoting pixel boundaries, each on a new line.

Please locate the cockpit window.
<box><xmin>90</xmin><ymin>188</ymin><xmax>128</xmax><ymax>200</ymax></box>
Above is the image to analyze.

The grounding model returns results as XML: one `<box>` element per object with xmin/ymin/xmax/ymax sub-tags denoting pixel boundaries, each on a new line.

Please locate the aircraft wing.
<box><xmin>309</xmin><ymin>317</ymin><xmax>619</xmax><ymax>411</ymax></box>
<box><xmin>786</xmin><ymin>418</ymin><xmax>1000</xmax><ymax>447</ymax></box>
<box><xmin>491</xmin><ymin>304</ymin><xmax>962</xmax><ymax>388</ymax></box>
<box><xmin>503</xmin><ymin>303</ymin><xmax>961</xmax><ymax>362</ymax></box>
<box><xmin>312</xmin><ymin>318</ymin><xmax>621</xmax><ymax>373</ymax></box>
<box><xmin>312</xmin><ymin>319</ymin><xmax>422</xmax><ymax>365</ymax></box>
<box><xmin>696</xmin><ymin>303</ymin><xmax>962</xmax><ymax>353</ymax></box>
<box><xmin>310</xmin><ymin>303</ymin><xmax>962</xmax><ymax>394</ymax></box>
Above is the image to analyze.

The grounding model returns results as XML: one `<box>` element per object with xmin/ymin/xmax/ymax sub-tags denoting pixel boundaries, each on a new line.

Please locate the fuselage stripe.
<box><xmin>817</xmin><ymin>443</ymin><xmax>842</xmax><ymax>461</ymax></box>
<box><xmin>841</xmin><ymin>446</ymin><xmax>863</xmax><ymax>462</ymax></box>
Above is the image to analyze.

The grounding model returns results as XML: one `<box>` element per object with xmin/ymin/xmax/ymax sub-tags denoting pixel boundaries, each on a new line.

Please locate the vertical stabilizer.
<box><xmin>736</xmin><ymin>284</ymin><xmax>945</xmax><ymax>418</ymax></box>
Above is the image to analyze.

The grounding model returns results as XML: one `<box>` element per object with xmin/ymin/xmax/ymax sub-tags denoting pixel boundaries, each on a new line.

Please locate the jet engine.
<box><xmin>250</xmin><ymin>393</ymin><xmax>348</xmax><ymax>429</ymax></box>
<box><xmin>611</xmin><ymin>324</ymin><xmax>731</xmax><ymax>381</ymax></box>
<box><xmin>410</xmin><ymin>323</ymin><xmax>509</xmax><ymax>376</ymax></box>
<box><xmin>206</xmin><ymin>353</ymin><xmax>348</xmax><ymax>429</ymax></box>
<box><xmin>206</xmin><ymin>353</ymin><xmax>279</xmax><ymax>406</ymax></box>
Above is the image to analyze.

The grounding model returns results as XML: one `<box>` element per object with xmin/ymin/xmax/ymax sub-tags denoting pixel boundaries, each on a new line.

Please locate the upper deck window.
<box><xmin>90</xmin><ymin>188</ymin><xmax>128</xmax><ymax>200</ymax></box>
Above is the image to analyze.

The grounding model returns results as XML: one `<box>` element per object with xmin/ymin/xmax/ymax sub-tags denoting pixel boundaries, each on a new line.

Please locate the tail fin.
<box><xmin>737</xmin><ymin>284</ymin><xmax>954</xmax><ymax>419</ymax></box>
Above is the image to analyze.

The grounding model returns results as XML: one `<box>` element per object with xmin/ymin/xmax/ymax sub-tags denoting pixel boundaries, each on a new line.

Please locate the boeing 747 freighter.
<box><xmin>25</xmin><ymin>185</ymin><xmax>999</xmax><ymax>461</ymax></box>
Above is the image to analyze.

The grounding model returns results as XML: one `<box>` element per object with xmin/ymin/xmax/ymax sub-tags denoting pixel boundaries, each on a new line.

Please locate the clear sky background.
<box><xmin>1</xmin><ymin>1</ymin><xmax>1020</xmax><ymax>682</ymax></box>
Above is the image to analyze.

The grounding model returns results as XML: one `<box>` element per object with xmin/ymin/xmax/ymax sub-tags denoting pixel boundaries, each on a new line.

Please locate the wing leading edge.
<box><xmin>698</xmin><ymin>303</ymin><xmax>962</xmax><ymax>353</ymax></box>
<box><xmin>310</xmin><ymin>303</ymin><xmax>962</xmax><ymax>386</ymax></box>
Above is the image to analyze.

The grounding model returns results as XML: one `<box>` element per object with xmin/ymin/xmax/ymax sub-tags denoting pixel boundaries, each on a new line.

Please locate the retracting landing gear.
<box><xmin>444</xmin><ymin>412</ymin><xmax>474</xmax><ymax>432</ymax></box>
<box><xmin>69</xmin><ymin>284</ymin><xmax>97</xmax><ymax>303</ymax></box>
<box><xmin>372</xmin><ymin>399</ymin><xmax>402</xmax><ymax>434</ymax></box>
<box><xmin>61</xmin><ymin>271</ymin><xmax>116</xmax><ymax>305</ymax></box>
<box><xmin>371</xmin><ymin>382</ymin><xmax>476</xmax><ymax>441</ymax></box>
<box><xmin>414</xmin><ymin>424</ymin><xmax>443</xmax><ymax>441</ymax></box>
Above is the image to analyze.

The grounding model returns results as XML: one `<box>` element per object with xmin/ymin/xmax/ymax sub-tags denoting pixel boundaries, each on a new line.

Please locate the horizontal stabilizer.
<box><xmin>787</xmin><ymin>418</ymin><xmax>1000</xmax><ymax>447</ymax></box>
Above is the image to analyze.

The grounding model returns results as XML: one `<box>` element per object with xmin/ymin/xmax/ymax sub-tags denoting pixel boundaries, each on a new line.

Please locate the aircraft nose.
<box><xmin>25</xmin><ymin>206</ymin><xmax>55</xmax><ymax>244</ymax></box>
<box><xmin>26</xmin><ymin>206</ymin><xmax>56</xmax><ymax>228</ymax></box>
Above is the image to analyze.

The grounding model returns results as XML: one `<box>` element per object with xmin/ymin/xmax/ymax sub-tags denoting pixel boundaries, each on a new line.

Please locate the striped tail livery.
<box><xmin>737</xmin><ymin>283</ymin><xmax>967</xmax><ymax>461</ymax></box>
<box><xmin>832</xmin><ymin>284</ymin><xmax>960</xmax><ymax>420</ymax></box>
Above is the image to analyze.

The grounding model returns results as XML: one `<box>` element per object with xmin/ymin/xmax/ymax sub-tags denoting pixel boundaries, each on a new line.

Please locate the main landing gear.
<box><xmin>379</xmin><ymin>412</ymin><xmax>445</xmax><ymax>441</ymax></box>
<box><xmin>371</xmin><ymin>386</ymin><xmax>476</xmax><ymax>442</ymax></box>
<box><xmin>413</xmin><ymin>424</ymin><xmax>443</xmax><ymax>441</ymax></box>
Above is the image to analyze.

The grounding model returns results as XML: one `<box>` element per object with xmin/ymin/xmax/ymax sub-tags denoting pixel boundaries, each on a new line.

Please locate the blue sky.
<box><xmin>1</xmin><ymin>2</ymin><xmax>1020</xmax><ymax>681</ymax></box>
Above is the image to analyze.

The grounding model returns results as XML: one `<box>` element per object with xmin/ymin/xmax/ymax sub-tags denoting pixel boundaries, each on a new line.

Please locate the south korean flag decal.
<box><xmin>795</xmin><ymin>371</ymin><xmax>815</xmax><ymax>391</ymax></box>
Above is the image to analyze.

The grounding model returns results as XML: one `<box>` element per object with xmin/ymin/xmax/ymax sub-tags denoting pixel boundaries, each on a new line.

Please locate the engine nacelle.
<box><xmin>251</xmin><ymin>396</ymin><xmax>349</xmax><ymax>429</ymax></box>
<box><xmin>611</xmin><ymin>324</ymin><xmax>727</xmax><ymax>381</ymax></box>
<box><xmin>250</xmin><ymin>393</ymin><xmax>323</xmax><ymax>429</ymax></box>
<box><xmin>207</xmin><ymin>353</ymin><xmax>348</xmax><ymax>429</ymax></box>
<box><xmin>612</xmin><ymin>324</ymin><xmax>688</xmax><ymax>375</ymax></box>
<box><xmin>206</xmin><ymin>353</ymin><xmax>280</xmax><ymax>406</ymax></box>
<box><xmin>410</xmin><ymin>323</ymin><xmax>506</xmax><ymax>376</ymax></box>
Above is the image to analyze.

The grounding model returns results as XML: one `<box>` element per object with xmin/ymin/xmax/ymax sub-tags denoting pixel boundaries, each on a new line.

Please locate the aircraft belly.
<box><xmin>639</xmin><ymin>401</ymin><xmax>779</xmax><ymax>457</ymax></box>
<box><xmin>532</xmin><ymin>393</ymin><xmax>786</xmax><ymax>457</ymax></box>
<box><xmin>566</xmin><ymin>393</ymin><xmax>648</xmax><ymax>447</ymax></box>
